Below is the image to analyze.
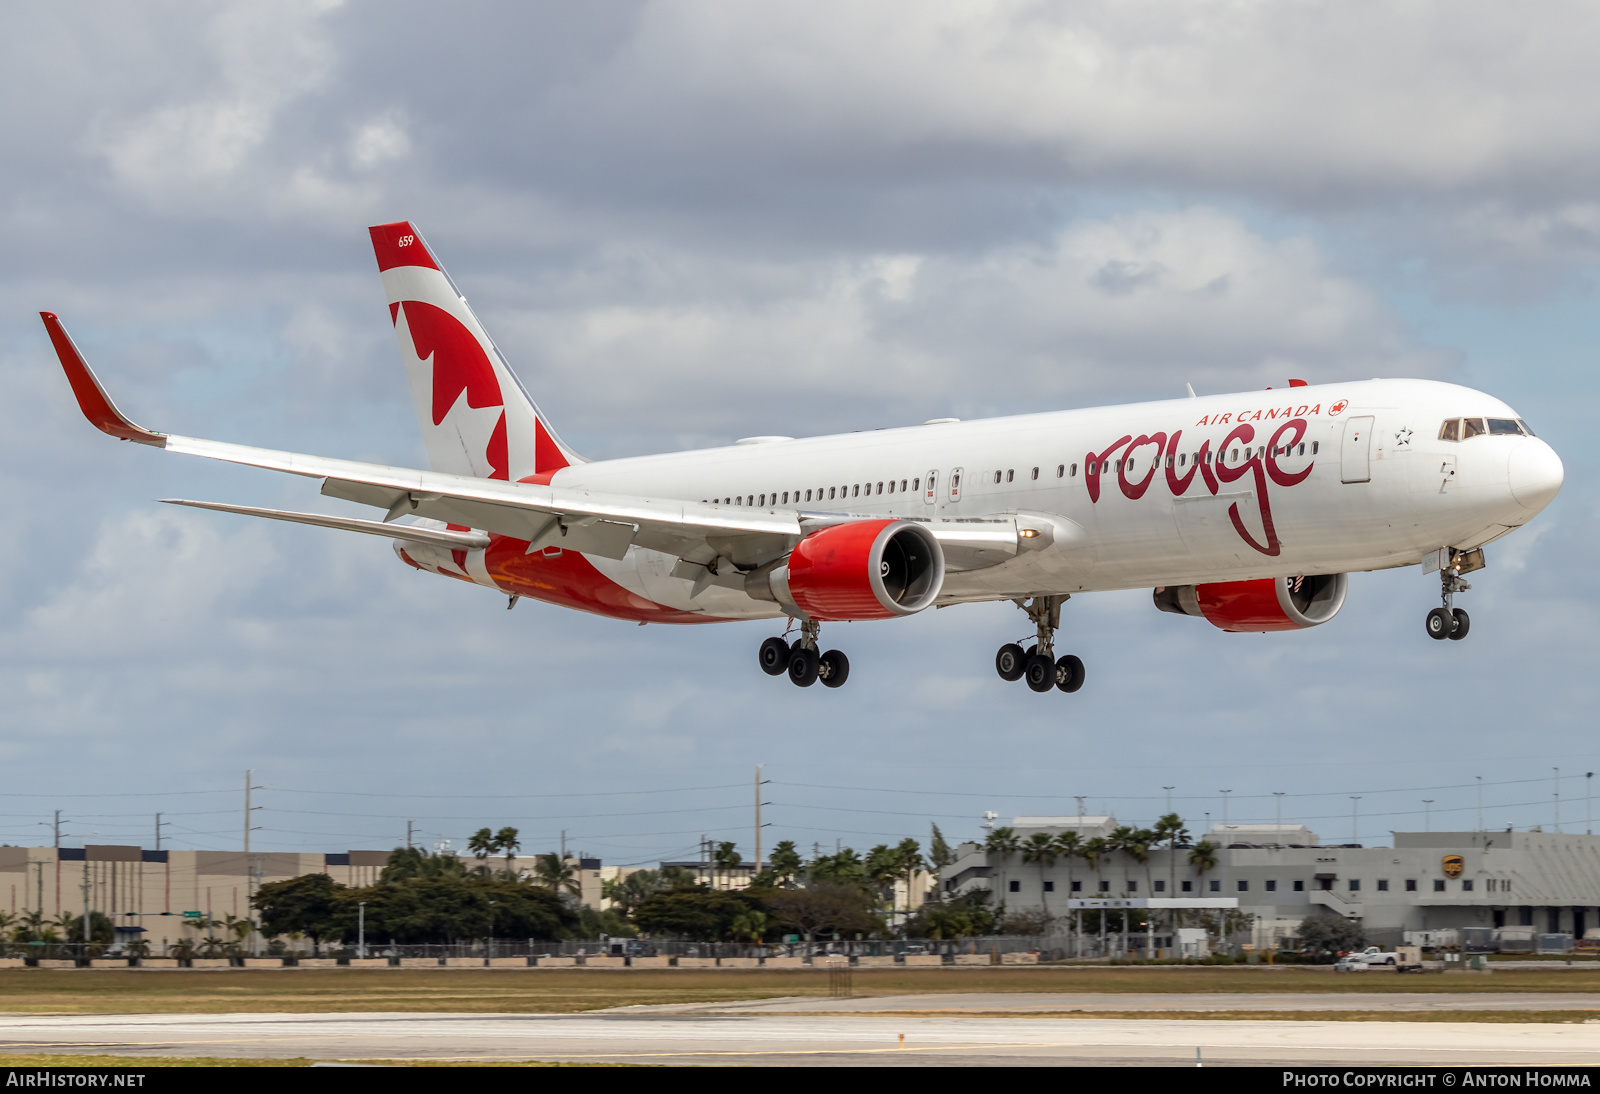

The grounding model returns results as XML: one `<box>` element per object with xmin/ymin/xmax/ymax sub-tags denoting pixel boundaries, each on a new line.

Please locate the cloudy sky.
<box><xmin>1</xmin><ymin>1</ymin><xmax>1596</xmax><ymax>865</ymax></box>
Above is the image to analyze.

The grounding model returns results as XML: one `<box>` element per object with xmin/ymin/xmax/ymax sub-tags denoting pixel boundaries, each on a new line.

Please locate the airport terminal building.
<box><xmin>941</xmin><ymin>817</ymin><xmax>1600</xmax><ymax>948</ymax></box>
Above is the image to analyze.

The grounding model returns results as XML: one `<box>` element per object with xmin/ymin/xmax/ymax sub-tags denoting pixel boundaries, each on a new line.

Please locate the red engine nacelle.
<box><xmin>747</xmin><ymin>518</ymin><xmax>945</xmax><ymax>621</ymax></box>
<box><xmin>1154</xmin><ymin>573</ymin><xmax>1348</xmax><ymax>632</ymax></box>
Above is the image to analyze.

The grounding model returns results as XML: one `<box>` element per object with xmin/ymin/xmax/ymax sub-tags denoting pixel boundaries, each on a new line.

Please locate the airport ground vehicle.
<box><xmin>41</xmin><ymin>221</ymin><xmax>1564</xmax><ymax>691</ymax></box>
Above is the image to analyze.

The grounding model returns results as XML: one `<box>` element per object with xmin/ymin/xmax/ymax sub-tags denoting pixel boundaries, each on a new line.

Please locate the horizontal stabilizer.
<box><xmin>161</xmin><ymin>499</ymin><xmax>490</xmax><ymax>550</ymax></box>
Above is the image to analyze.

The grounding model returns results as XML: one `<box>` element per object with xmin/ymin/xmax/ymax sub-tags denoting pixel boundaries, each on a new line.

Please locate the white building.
<box><xmin>942</xmin><ymin>819</ymin><xmax>1600</xmax><ymax>948</ymax></box>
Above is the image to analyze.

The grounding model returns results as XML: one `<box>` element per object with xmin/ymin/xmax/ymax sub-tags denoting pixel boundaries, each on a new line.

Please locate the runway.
<box><xmin>629</xmin><ymin>990</ymin><xmax>1600</xmax><ymax>1015</ymax></box>
<box><xmin>4</xmin><ymin>1010</ymin><xmax>1600</xmax><ymax>1066</ymax></box>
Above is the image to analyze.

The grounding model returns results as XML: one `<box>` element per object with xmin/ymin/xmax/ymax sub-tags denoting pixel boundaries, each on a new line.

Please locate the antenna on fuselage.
<box><xmin>1186</xmin><ymin>383</ymin><xmax>1197</xmax><ymax>398</ymax></box>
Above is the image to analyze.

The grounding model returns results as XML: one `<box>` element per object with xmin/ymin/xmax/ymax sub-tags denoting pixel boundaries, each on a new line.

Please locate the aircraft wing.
<box><xmin>42</xmin><ymin>312</ymin><xmax>801</xmax><ymax>567</ymax></box>
<box><xmin>44</xmin><ymin>312</ymin><xmax>1038</xmax><ymax>572</ymax></box>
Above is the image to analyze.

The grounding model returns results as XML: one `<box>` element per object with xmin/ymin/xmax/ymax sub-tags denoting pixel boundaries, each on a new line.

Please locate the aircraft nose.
<box><xmin>1508</xmin><ymin>440</ymin><xmax>1563</xmax><ymax>512</ymax></box>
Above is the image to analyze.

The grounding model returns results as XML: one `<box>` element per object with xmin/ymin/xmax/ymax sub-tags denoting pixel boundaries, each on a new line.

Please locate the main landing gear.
<box><xmin>1425</xmin><ymin>551</ymin><xmax>1475</xmax><ymax>642</ymax></box>
<box><xmin>995</xmin><ymin>594</ymin><xmax>1085</xmax><ymax>695</ymax></box>
<box><xmin>758</xmin><ymin>621</ymin><xmax>850</xmax><ymax>689</ymax></box>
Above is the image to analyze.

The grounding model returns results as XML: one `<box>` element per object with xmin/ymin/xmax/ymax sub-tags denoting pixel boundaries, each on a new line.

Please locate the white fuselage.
<box><xmin>402</xmin><ymin>378</ymin><xmax>1561</xmax><ymax>623</ymax></box>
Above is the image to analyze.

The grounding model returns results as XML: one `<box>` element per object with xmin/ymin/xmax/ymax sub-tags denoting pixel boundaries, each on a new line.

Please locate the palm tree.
<box><xmin>533</xmin><ymin>853</ymin><xmax>581</xmax><ymax>899</ymax></box>
<box><xmin>895</xmin><ymin>838</ymin><xmax>924</xmax><ymax>916</ymax></box>
<box><xmin>494</xmin><ymin>827</ymin><xmax>521</xmax><ymax>875</ymax></box>
<box><xmin>769</xmin><ymin>841</ymin><xmax>802</xmax><ymax>888</ymax></box>
<box><xmin>467</xmin><ymin>827</ymin><xmax>495</xmax><ymax>871</ymax></box>
<box><xmin>1187</xmin><ymin>839</ymin><xmax>1220</xmax><ymax>951</ymax></box>
<box><xmin>712</xmin><ymin>841</ymin><xmax>742</xmax><ymax>891</ymax></box>
<box><xmin>1154</xmin><ymin>813</ymin><xmax>1190</xmax><ymax>896</ymax></box>
<box><xmin>1021</xmin><ymin>833</ymin><xmax>1058</xmax><ymax>918</ymax></box>
<box><xmin>983</xmin><ymin>827</ymin><xmax>1019</xmax><ymax>905</ymax></box>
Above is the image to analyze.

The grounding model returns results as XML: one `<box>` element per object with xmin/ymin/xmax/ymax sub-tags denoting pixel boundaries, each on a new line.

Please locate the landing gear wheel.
<box><xmin>1425</xmin><ymin>607</ymin><xmax>1453</xmax><ymax>640</ymax></box>
<box><xmin>788</xmin><ymin>646</ymin><xmax>820</xmax><ymax>687</ymax></box>
<box><xmin>995</xmin><ymin>643</ymin><xmax>1026</xmax><ymax>682</ymax></box>
<box><xmin>759</xmin><ymin>636</ymin><xmax>792</xmax><ymax>676</ymax></box>
<box><xmin>818</xmin><ymin>649</ymin><xmax>850</xmax><ymax>688</ymax></box>
<box><xmin>1023</xmin><ymin>653</ymin><xmax>1055</xmax><ymax>693</ymax></box>
<box><xmin>1054</xmin><ymin>654</ymin><xmax>1086</xmax><ymax>694</ymax></box>
<box><xmin>1449</xmin><ymin>608</ymin><xmax>1470</xmax><ymax>640</ymax></box>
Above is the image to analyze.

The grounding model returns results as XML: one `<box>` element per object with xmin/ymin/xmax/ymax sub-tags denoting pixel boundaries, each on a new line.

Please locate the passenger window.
<box><xmin>900</xmin><ymin>479</ymin><xmax>908</xmax><ymax>492</ymax></box>
<box><xmin>781</xmin><ymin>492</ymin><xmax>788</xmax><ymax>504</ymax></box>
<box><xmin>876</xmin><ymin>482</ymin><xmax>883</xmax><ymax>494</ymax></box>
<box><xmin>852</xmin><ymin>485</ymin><xmax>859</xmax><ymax>497</ymax></box>
<box><xmin>1311</xmin><ymin>442</ymin><xmax>1319</xmax><ymax>454</ymax></box>
<box><xmin>1069</xmin><ymin>463</ymin><xmax>1077</xmax><ymax>477</ymax></box>
<box><xmin>1488</xmin><ymin>418</ymin><xmax>1521</xmax><ymax>436</ymax></box>
<box><xmin>993</xmin><ymin>471</ymin><xmax>1001</xmax><ymax>484</ymax></box>
<box><xmin>804</xmin><ymin>489</ymin><xmax>812</xmax><ymax>502</ymax></box>
<box><xmin>828</xmin><ymin>487</ymin><xmax>836</xmax><ymax>500</ymax></box>
<box><xmin>1031</xmin><ymin>467</ymin><xmax>1039</xmax><ymax>480</ymax></box>
<box><xmin>1231</xmin><ymin>449</ymin><xmax>1239</xmax><ymax>462</ymax></box>
<box><xmin>1298</xmin><ymin>443</ymin><xmax>1305</xmax><ymax>456</ymax></box>
<box><xmin>1178</xmin><ymin>454</ymin><xmax>1186</xmax><ymax>466</ymax></box>
<box><xmin>1439</xmin><ymin>418</ymin><xmax>1460</xmax><ymax>442</ymax></box>
<box><xmin>1088</xmin><ymin>462</ymin><xmax>1097</xmax><ymax>474</ymax></box>
<box><xmin>1463</xmin><ymin>418</ymin><xmax>1486</xmax><ymax>438</ymax></box>
<box><xmin>1056</xmin><ymin>464</ymin><xmax>1064</xmax><ymax>478</ymax></box>
<box><xmin>886</xmin><ymin>481</ymin><xmax>893</xmax><ymax>494</ymax></box>
<box><xmin>1006</xmin><ymin>469</ymin><xmax>1014</xmax><ymax>482</ymax></box>
<box><xmin>1165</xmin><ymin>455</ymin><xmax>1173</xmax><ymax>468</ymax></box>
<box><xmin>759</xmin><ymin>494</ymin><xmax>765</xmax><ymax>506</ymax></box>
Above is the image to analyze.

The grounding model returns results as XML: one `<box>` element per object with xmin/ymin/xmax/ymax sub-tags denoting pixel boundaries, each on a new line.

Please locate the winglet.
<box><xmin>39</xmin><ymin>313</ymin><xmax>166</xmax><ymax>447</ymax></box>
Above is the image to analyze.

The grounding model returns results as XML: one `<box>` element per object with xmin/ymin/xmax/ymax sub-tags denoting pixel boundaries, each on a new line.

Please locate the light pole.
<box><xmin>1220</xmin><ymin>790</ymin><xmax>1232</xmax><ymax>830</ymax></box>
<box><xmin>357</xmin><ymin>901</ymin><xmax>367</xmax><ymax>959</ymax></box>
<box><xmin>1588</xmin><ymin>773</ymin><xmax>1594</xmax><ymax>836</ymax></box>
<box><xmin>1273</xmin><ymin>792</ymin><xmax>1285</xmax><ymax>831</ymax></box>
<box><xmin>1476</xmin><ymin>776</ymin><xmax>1483</xmax><ymax>832</ymax></box>
<box><xmin>1422</xmin><ymin>800</ymin><xmax>1433</xmax><ymax>832</ymax></box>
<box><xmin>1554</xmin><ymin>768</ymin><xmax>1562</xmax><ymax>833</ymax></box>
<box><xmin>1350</xmin><ymin>797</ymin><xmax>1362</xmax><ymax>844</ymax></box>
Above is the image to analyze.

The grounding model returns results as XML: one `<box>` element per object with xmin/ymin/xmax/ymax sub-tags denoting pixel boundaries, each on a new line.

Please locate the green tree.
<box><xmin>381</xmin><ymin>847</ymin><xmax>468</xmax><ymax>882</ymax></box>
<box><xmin>1295</xmin><ymin>913</ymin><xmax>1364</xmax><ymax>955</ymax></box>
<box><xmin>808</xmin><ymin>848</ymin><xmax>867</xmax><ymax>891</ymax></box>
<box><xmin>894</xmin><ymin>838</ymin><xmax>924</xmax><ymax>916</ymax></box>
<box><xmin>983</xmin><ymin>827</ymin><xmax>1020</xmax><ymax>899</ymax></box>
<box><xmin>661</xmin><ymin>865</ymin><xmax>700</xmax><ymax>890</ymax></box>
<box><xmin>1021</xmin><ymin>833</ymin><xmax>1058</xmax><ymax>916</ymax></box>
<box><xmin>1187</xmin><ymin>839</ymin><xmax>1218</xmax><ymax>894</ymax></box>
<box><xmin>769</xmin><ymin>841</ymin><xmax>803</xmax><ymax>888</ymax></box>
<box><xmin>253</xmin><ymin>873</ymin><xmax>343</xmax><ymax>955</ymax></box>
<box><xmin>1154</xmin><ymin>813</ymin><xmax>1190</xmax><ymax>896</ymax></box>
<box><xmin>467</xmin><ymin>827</ymin><xmax>495</xmax><ymax>870</ymax></box>
<box><xmin>762</xmin><ymin>882</ymin><xmax>883</xmax><ymax>940</ymax></box>
<box><xmin>712</xmin><ymin>841</ymin><xmax>742</xmax><ymax>890</ymax></box>
<box><xmin>1052</xmin><ymin>831</ymin><xmax>1083</xmax><ymax>903</ymax></box>
<box><xmin>63</xmin><ymin>910</ymin><xmax>114</xmax><ymax>945</ymax></box>
<box><xmin>603</xmin><ymin>869</ymin><xmax>668</xmax><ymax>916</ymax></box>
<box><xmin>494</xmin><ymin>827</ymin><xmax>521</xmax><ymax>875</ymax></box>
<box><xmin>533</xmin><ymin>853</ymin><xmax>581</xmax><ymax>899</ymax></box>
<box><xmin>631</xmin><ymin>888</ymin><xmax>760</xmax><ymax>941</ymax></box>
<box><xmin>864</xmin><ymin>844</ymin><xmax>900</xmax><ymax>912</ymax></box>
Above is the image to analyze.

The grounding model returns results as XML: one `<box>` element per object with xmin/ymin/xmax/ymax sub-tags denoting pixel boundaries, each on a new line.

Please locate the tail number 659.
<box><xmin>397</xmin><ymin>235</ymin><xmax>415</xmax><ymax>247</ymax></box>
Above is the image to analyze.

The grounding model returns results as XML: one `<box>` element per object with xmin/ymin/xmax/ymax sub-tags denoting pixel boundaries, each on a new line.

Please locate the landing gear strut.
<box><xmin>995</xmin><ymin>594</ymin><xmax>1086</xmax><ymax>695</ymax></box>
<box><xmin>757</xmin><ymin>621</ymin><xmax>850</xmax><ymax>688</ymax></box>
<box><xmin>1426</xmin><ymin>553</ymin><xmax>1473</xmax><ymax>642</ymax></box>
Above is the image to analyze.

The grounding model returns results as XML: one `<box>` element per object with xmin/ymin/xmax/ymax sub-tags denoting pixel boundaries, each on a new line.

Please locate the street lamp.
<box><xmin>357</xmin><ymin>901</ymin><xmax>367</xmax><ymax>960</ymax></box>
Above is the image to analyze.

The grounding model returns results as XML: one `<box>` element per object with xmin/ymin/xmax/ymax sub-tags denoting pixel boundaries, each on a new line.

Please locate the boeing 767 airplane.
<box><xmin>40</xmin><ymin>222</ymin><xmax>1564</xmax><ymax>694</ymax></box>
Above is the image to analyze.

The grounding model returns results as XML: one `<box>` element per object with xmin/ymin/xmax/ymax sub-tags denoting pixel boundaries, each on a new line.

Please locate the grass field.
<box><xmin>1</xmin><ymin>965</ymin><xmax>1598</xmax><ymax>1015</ymax></box>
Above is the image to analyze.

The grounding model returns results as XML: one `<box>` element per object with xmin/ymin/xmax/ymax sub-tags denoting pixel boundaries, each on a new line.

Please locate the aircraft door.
<box><xmin>1340</xmin><ymin>416</ymin><xmax>1374</xmax><ymax>484</ymax></box>
<box><xmin>947</xmin><ymin>467</ymin><xmax>963</xmax><ymax>503</ymax></box>
<box><xmin>924</xmin><ymin>470</ymin><xmax>938</xmax><ymax>505</ymax></box>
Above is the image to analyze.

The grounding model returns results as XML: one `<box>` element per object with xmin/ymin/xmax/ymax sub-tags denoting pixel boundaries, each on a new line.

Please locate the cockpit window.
<box><xmin>1462</xmin><ymin>417</ymin><xmax>1486</xmax><ymax>439</ymax></box>
<box><xmin>1517</xmin><ymin>419</ymin><xmax>1536</xmax><ymax>437</ymax></box>
<box><xmin>1439</xmin><ymin>419</ymin><xmax>1460</xmax><ymax>442</ymax></box>
<box><xmin>1488</xmin><ymin>418</ymin><xmax>1522</xmax><ymax>436</ymax></box>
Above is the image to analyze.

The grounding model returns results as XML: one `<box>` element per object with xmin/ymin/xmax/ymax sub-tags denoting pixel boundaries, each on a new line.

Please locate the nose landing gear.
<box><xmin>1426</xmin><ymin>551</ymin><xmax>1477</xmax><ymax>641</ymax></box>
<box><xmin>995</xmin><ymin>594</ymin><xmax>1086</xmax><ymax>694</ymax></box>
<box><xmin>758</xmin><ymin>621</ymin><xmax>851</xmax><ymax>688</ymax></box>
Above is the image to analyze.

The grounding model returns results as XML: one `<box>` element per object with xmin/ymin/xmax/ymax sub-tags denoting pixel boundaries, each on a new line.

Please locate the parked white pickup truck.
<box><xmin>1334</xmin><ymin>946</ymin><xmax>1400</xmax><ymax>971</ymax></box>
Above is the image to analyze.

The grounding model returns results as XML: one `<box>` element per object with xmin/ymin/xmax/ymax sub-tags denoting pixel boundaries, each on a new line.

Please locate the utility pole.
<box><xmin>1162</xmin><ymin>787</ymin><xmax>1175</xmax><ymax>818</ymax></box>
<box><xmin>357</xmin><ymin>901</ymin><xmax>367</xmax><ymax>959</ymax></box>
<box><xmin>1273</xmin><ymin>792</ymin><xmax>1284</xmax><ymax>830</ymax></box>
<box><xmin>1220</xmin><ymin>790</ymin><xmax>1232</xmax><ymax>830</ymax></box>
<box><xmin>406</xmin><ymin>821</ymin><xmax>414</xmax><ymax>850</ymax></box>
<box><xmin>754</xmin><ymin>765</ymin><xmax>771</xmax><ymax>872</ymax></box>
<box><xmin>154</xmin><ymin>813</ymin><xmax>164</xmax><ymax>852</ymax></box>
<box><xmin>1554</xmin><ymin>767</ymin><xmax>1561</xmax><ymax>833</ymax></box>
<box><xmin>1350</xmin><ymin>797</ymin><xmax>1362</xmax><ymax>844</ymax></box>
<box><xmin>53</xmin><ymin>810</ymin><xmax>62</xmax><ymax>849</ymax></box>
<box><xmin>1587</xmin><ymin>773</ymin><xmax>1594</xmax><ymax>836</ymax></box>
<box><xmin>1476</xmin><ymin>776</ymin><xmax>1484</xmax><ymax>832</ymax></box>
<box><xmin>1422</xmin><ymin>800</ymin><xmax>1433</xmax><ymax>832</ymax></box>
<box><xmin>1074</xmin><ymin>796</ymin><xmax>1086</xmax><ymax>821</ymax></box>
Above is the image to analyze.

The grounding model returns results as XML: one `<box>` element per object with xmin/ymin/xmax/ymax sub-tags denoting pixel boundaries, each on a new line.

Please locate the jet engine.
<box><xmin>746</xmin><ymin>518</ymin><xmax>944</xmax><ymax>620</ymax></box>
<box><xmin>1153</xmin><ymin>573</ymin><xmax>1348</xmax><ymax>632</ymax></box>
